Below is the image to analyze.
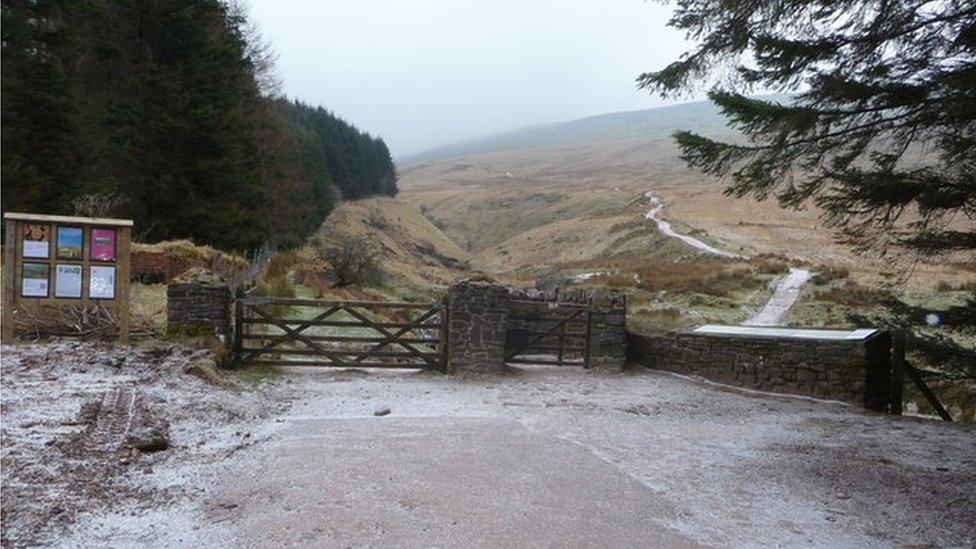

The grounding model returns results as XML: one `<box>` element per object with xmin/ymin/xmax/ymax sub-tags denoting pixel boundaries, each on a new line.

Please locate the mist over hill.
<box><xmin>400</xmin><ymin>95</ymin><xmax>793</xmax><ymax>166</ymax></box>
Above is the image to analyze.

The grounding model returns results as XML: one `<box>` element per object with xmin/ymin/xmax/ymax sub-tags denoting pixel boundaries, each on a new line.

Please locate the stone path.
<box><xmin>643</xmin><ymin>191</ymin><xmax>745</xmax><ymax>259</ymax></box>
<box><xmin>642</xmin><ymin>191</ymin><xmax>812</xmax><ymax>325</ymax></box>
<box><xmin>744</xmin><ymin>267</ymin><xmax>813</xmax><ymax>326</ymax></box>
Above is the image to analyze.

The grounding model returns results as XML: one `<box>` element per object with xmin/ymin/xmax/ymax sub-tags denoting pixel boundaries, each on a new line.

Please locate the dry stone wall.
<box><xmin>166</xmin><ymin>283</ymin><xmax>232</xmax><ymax>336</ymax></box>
<box><xmin>445</xmin><ymin>281</ymin><xmax>510</xmax><ymax>373</ymax></box>
<box><xmin>444</xmin><ymin>281</ymin><xmax>627</xmax><ymax>373</ymax></box>
<box><xmin>627</xmin><ymin>330</ymin><xmax>893</xmax><ymax>411</ymax></box>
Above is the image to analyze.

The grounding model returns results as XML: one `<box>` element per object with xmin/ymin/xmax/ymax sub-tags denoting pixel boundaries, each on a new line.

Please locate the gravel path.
<box><xmin>744</xmin><ymin>267</ymin><xmax>813</xmax><ymax>326</ymax></box>
<box><xmin>643</xmin><ymin>192</ymin><xmax>745</xmax><ymax>259</ymax></box>
<box><xmin>5</xmin><ymin>344</ymin><xmax>974</xmax><ymax>547</ymax></box>
<box><xmin>74</xmin><ymin>365</ymin><xmax>976</xmax><ymax>548</ymax></box>
<box><xmin>642</xmin><ymin>191</ymin><xmax>812</xmax><ymax>326</ymax></box>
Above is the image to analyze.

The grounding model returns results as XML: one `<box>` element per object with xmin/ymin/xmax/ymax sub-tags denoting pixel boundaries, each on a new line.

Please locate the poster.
<box><xmin>90</xmin><ymin>228</ymin><xmax>116</xmax><ymax>261</ymax></box>
<box><xmin>21</xmin><ymin>263</ymin><xmax>49</xmax><ymax>297</ymax></box>
<box><xmin>89</xmin><ymin>265</ymin><xmax>115</xmax><ymax>299</ymax></box>
<box><xmin>22</xmin><ymin>223</ymin><xmax>50</xmax><ymax>258</ymax></box>
<box><xmin>57</xmin><ymin>226</ymin><xmax>83</xmax><ymax>259</ymax></box>
<box><xmin>55</xmin><ymin>264</ymin><xmax>83</xmax><ymax>298</ymax></box>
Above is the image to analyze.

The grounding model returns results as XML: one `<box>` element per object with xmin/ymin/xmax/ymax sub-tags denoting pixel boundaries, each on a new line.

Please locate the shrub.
<box><xmin>317</xmin><ymin>235</ymin><xmax>383</xmax><ymax>287</ymax></box>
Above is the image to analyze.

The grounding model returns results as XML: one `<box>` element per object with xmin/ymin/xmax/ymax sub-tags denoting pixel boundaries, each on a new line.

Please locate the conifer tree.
<box><xmin>640</xmin><ymin>0</ymin><xmax>976</xmax><ymax>255</ymax></box>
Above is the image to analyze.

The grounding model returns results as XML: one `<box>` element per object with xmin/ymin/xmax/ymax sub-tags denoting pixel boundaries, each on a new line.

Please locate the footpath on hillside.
<box><xmin>642</xmin><ymin>191</ymin><xmax>812</xmax><ymax>326</ymax></box>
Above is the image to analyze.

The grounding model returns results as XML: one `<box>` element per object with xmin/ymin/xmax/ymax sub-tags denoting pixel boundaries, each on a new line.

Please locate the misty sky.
<box><xmin>249</xmin><ymin>0</ymin><xmax>696</xmax><ymax>157</ymax></box>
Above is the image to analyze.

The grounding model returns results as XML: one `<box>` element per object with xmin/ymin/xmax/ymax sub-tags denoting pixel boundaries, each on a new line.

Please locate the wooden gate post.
<box><xmin>232</xmin><ymin>298</ymin><xmax>244</xmax><ymax>367</ymax></box>
<box><xmin>890</xmin><ymin>329</ymin><xmax>905</xmax><ymax>415</ymax></box>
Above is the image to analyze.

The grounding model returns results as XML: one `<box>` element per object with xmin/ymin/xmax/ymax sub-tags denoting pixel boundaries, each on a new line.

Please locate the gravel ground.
<box><xmin>0</xmin><ymin>341</ymin><xmax>281</xmax><ymax>547</ymax></box>
<box><xmin>2</xmin><ymin>343</ymin><xmax>975</xmax><ymax>547</ymax></box>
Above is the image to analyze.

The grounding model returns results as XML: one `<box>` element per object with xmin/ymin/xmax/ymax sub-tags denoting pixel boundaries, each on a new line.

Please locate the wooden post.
<box><xmin>2</xmin><ymin>219</ymin><xmax>17</xmax><ymax>343</ymax></box>
<box><xmin>890</xmin><ymin>329</ymin><xmax>905</xmax><ymax>415</ymax></box>
<box><xmin>905</xmin><ymin>364</ymin><xmax>953</xmax><ymax>422</ymax></box>
<box><xmin>117</xmin><ymin>225</ymin><xmax>131</xmax><ymax>342</ymax></box>
<box><xmin>583</xmin><ymin>310</ymin><xmax>592</xmax><ymax>369</ymax></box>
<box><xmin>233</xmin><ymin>298</ymin><xmax>244</xmax><ymax>368</ymax></box>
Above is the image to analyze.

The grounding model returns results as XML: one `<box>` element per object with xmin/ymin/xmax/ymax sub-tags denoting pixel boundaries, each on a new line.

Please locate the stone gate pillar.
<box><xmin>586</xmin><ymin>291</ymin><xmax>627</xmax><ymax>371</ymax></box>
<box><xmin>445</xmin><ymin>279</ymin><xmax>509</xmax><ymax>374</ymax></box>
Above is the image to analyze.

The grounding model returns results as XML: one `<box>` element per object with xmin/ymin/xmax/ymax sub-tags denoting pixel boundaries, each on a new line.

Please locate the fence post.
<box><xmin>440</xmin><ymin>301</ymin><xmax>450</xmax><ymax>373</ymax></box>
<box><xmin>232</xmin><ymin>298</ymin><xmax>244</xmax><ymax>367</ymax></box>
<box><xmin>890</xmin><ymin>329</ymin><xmax>905</xmax><ymax>415</ymax></box>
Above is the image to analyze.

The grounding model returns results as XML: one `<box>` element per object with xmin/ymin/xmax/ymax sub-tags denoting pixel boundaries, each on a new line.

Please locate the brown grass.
<box><xmin>936</xmin><ymin>279</ymin><xmax>976</xmax><ymax>292</ymax></box>
<box><xmin>814</xmin><ymin>281</ymin><xmax>891</xmax><ymax>307</ymax></box>
<box><xmin>597</xmin><ymin>255</ymin><xmax>762</xmax><ymax>298</ymax></box>
<box><xmin>811</xmin><ymin>266</ymin><xmax>850</xmax><ymax>285</ymax></box>
<box><xmin>748</xmin><ymin>253</ymin><xmax>791</xmax><ymax>275</ymax></box>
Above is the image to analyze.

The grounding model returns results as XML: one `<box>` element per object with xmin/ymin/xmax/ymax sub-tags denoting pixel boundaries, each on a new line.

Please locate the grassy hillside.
<box><xmin>307</xmin><ymin>197</ymin><xmax>472</xmax><ymax>295</ymax></box>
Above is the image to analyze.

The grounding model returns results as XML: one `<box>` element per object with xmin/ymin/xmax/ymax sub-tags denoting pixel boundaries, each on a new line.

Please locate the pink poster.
<box><xmin>90</xmin><ymin>228</ymin><xmax>116</xmax><ymax>261</ymax></box>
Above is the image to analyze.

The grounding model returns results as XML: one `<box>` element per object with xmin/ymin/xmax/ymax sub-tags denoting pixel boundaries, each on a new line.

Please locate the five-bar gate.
<box><xmin>234</xmin><ymin>297</ymin><xmax>445</xmax><ymax>370</ymax></box>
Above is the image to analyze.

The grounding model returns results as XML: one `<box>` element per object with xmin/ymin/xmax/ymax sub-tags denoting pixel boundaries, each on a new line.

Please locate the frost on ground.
<box><xmin>3</xmin><ymin>343</ymin><xmax>975</xmax><ymax>547</ymax></box>
<box><xmin>0</xmin><ymin>341</ymin><xmax>279</xmax><ymax>547</ymax></box>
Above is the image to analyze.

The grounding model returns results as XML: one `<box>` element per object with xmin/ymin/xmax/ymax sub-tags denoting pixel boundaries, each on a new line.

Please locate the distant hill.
<box><xmin>400</xmin><ymin>95</ymin><xmax>791</xmax><ymax>166</ymax></box>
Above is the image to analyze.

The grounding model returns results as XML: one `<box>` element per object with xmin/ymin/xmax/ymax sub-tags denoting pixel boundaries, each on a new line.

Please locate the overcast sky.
<box><xmin>248</xmin><ymin>0</ymin><xmax>696</xmax><ymax>157</ymax></box>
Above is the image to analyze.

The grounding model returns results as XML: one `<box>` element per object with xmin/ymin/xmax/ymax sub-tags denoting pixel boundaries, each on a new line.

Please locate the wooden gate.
<box><xmin>233</xmin><ymin>297</ymin><xmax>445</xmax><ymax>370</ymax></box>
<box><xmin>505</xmin><ymin>300</ymin><xmax>591</xmax><ymax>367</ymax></box>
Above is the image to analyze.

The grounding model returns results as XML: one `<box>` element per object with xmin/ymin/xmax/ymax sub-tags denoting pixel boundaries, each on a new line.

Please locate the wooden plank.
<box><xmin>3</xmin><ymin>211</ymin><xmax>134</xmax><ymax>227</ymax></box>
<box><xmin>239</xmin><ymin>306</ymin><xmax>341</xmax><ymax>362</ymax></box>
<box><xmin>244</xmin><ymin>306</ymin><xmax>351</xmax><ymax>364</ymax></box>
<box><xmin>239</xmin><ymin>297</ymin><xmax>435</xmax><ymax>309</ymax></box>
<box><xmin>354</xmin><ymin>307</ymin><xmax>441</xmax><ymax>363</ymax></box>
<box><xmin>905</xmin><ymin>363</ymin><xmax>953</xmax><ymax>421</ymax></box>
<box><xmin>244</xmin><ymin>360</ymin><xmax>436</xmax><ymax>369</ymax></box>
<box><xmin>241</xmin><ymin>334</ymin><xmax>440</xmax><ymax>344</ymax></box>
<box><xmin>240</xmin><ymin>349</ymin><xmax>438</xmax><ymax>358</ymax></box>
<box><xmin>241</xmin><ymin>318</ymin><xmax>441</xmax><ymax>329</ymax></box>
<box><xmin>341</xmin><ymin>306</ymin><xmax>433</xmax><ymax>363</ymax></box>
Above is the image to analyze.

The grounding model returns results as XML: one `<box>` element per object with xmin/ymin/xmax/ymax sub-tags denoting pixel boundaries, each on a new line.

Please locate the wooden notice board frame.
<box><xmin>2</xmin><ymin>212</ymin><xmax>133</xmax><ymax>342</ymax></box>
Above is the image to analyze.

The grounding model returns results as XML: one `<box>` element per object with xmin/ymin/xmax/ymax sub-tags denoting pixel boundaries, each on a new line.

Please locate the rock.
<box><xmin>127</xmin><ymin>427</ymin><xmax>169</xmax><ymax>453</ymax></box>
<box><xmin>373</xmin><ymin>407</ymin><xmax>391</xmax><ymax>417</ymax></box>
<box><xmin>182</xmin><ymin>359</ymin><xmax>223</xmax><ymax>386</ymax></box>
<box><xmin>125</xmin><ymin>397</ymin><xmax>171</xmax><ymax>453</ymax></box>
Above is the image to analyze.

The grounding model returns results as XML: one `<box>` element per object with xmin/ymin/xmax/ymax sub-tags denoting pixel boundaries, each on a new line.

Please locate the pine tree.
<box><xmin>1</xmin><ymin>1</ymin><xmax>397</xmax><ymax>251</ymax></box>
<box><xmin>639</xmin><ymin>0</ymin><xmax>976</xmax><ymax>256</ymax></box>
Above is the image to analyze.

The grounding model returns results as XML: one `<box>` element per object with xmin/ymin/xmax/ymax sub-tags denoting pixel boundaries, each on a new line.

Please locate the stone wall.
<box><xmin>444</xmin><ymin>281</ymin><xmax>627</xmax><ymax>373</ymax></box>
<box><xmin>166</xmin><ymin>283</ymin><xmax>232</xmax><ymax>336</ymax></box>
<box><xmin>585</xmin><ymin>293</ymin><xmax>627</xmax><ymax>371</ymax></box>
<box><xmin>444</xmin><ymin>280</ymin><xmax>510</xmax><ymax>374</ymax></box>
<box><xmin>627</xmin><ymin>330</ymin><xmax>893</xmax><ymax>411</ymax></box>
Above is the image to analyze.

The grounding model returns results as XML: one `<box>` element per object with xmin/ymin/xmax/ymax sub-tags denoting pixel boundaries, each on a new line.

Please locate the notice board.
<box><xmin>2</xmin><ymin>212</ymin><xmax>133</xmax><ymax>341</ymax></box>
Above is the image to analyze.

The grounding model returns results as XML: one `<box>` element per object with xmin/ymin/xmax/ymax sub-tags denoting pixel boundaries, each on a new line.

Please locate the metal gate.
<box><xmin>504</xmin><ymin>300</ymin><xmax>590</xmax><ymax>367</ymax></box>
<box><xmin>233</xmin><ymin>297</ymin><xmax>445</xmax><ymax>370</ymax></box>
